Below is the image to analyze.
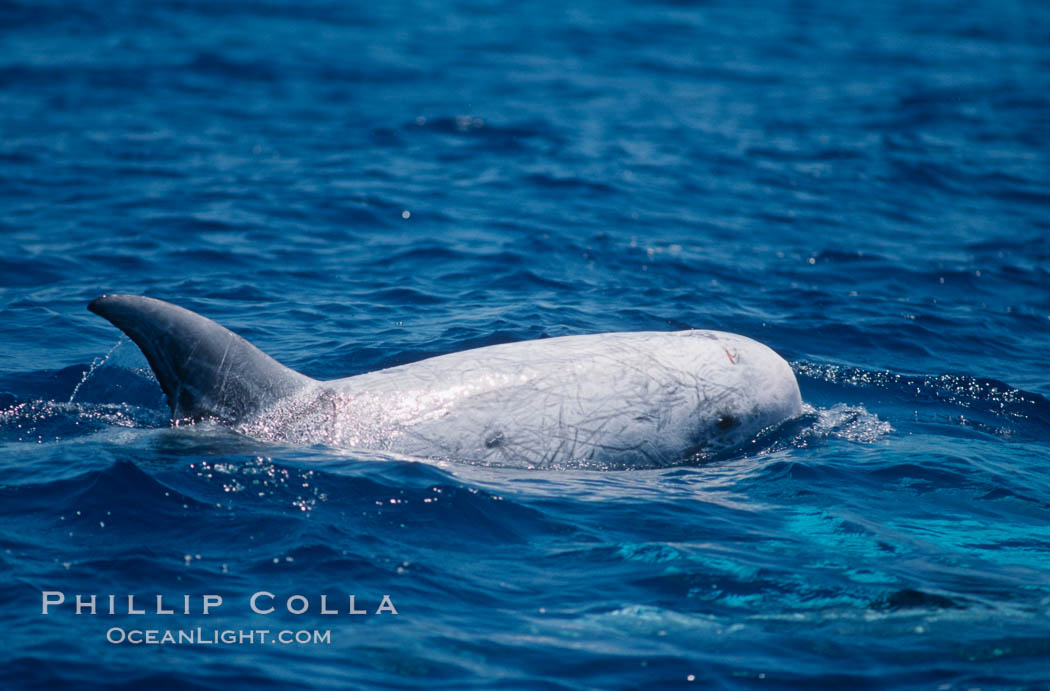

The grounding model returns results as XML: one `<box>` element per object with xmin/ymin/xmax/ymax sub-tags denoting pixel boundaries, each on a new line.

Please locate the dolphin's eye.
<box><xmin>716</xmin><ymin>414</ymin><xmax>736</xmax><ymax>431</ymax></box>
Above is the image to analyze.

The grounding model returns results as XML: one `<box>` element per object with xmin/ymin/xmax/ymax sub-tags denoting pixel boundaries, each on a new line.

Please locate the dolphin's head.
<box><xmin>692</xmin><ymin>332</ymin><xmax>803</xmax><ymax>454</ymax></box>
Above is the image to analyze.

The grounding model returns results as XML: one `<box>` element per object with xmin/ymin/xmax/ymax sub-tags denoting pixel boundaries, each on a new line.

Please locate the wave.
<box><xmin>795</xmin><ymin>361</ymin><xmax>1050</xmax><ymax>441</ymax></box>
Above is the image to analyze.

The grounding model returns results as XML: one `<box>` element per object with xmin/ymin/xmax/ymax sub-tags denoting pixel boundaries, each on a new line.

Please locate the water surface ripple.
<box><xmin>2</xmin><ymin>0</ymin><xmax>1049</xmax><ymax>687</ymax></box>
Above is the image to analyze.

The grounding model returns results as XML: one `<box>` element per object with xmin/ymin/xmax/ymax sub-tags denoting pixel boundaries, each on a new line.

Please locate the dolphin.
<box><xmin>88</xmin><ymin>295</ymin><xmax>802</xmax><ymax>469</ymax></box>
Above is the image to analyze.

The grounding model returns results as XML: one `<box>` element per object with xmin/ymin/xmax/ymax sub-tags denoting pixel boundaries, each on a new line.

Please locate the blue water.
<box><xmin>3</xmin><ymin>0</ymin><xmax>1050</xmax><ymax>687</ymax></box>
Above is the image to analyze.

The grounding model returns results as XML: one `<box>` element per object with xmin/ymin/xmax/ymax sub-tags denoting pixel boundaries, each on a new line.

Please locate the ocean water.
<box><xmin>2</xmin><ymin>0</ymin><xmax>1050</xmax><ymax>687</ymax></box>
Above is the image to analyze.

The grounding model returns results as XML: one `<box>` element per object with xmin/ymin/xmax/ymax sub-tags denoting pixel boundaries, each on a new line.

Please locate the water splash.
<box><xmin>799</xmin><ymin>403</ymin><xmax>894</xmax><ymax>444</ymax></box>
<box><xmin>68</xmin><ymin>338</ymin><xmax>125</xmax><ymax>404</ymax></box>
<box><xmin>735</xmin><ymin>403</ymin><xmax>893</xmax><ymax>460</ymax></box>
<box><xmin>793</xmin><ymin>361</ymin><xmax>1050</xmax><ymax>439</ymax></box>
<box><xmin>0</xmin><ymin>399</ymin><xmax>161</xmax><ymax>444</ymax></box>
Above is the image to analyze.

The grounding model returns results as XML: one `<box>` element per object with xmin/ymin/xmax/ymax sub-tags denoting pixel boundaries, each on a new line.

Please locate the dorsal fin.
<box><xmin>88</xmin><ymin>295</ymin><xmax>312</xmax><ymax>423</ymax></box>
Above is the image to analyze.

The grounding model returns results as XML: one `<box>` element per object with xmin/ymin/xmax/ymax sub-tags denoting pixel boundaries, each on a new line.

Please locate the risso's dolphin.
<box><xmin>88</xmin><ymin>295</ymin><xmax>802</xmax><ymax>469</ymax></box>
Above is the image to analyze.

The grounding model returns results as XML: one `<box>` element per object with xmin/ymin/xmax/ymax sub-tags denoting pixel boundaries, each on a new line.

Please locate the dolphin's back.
<box><xmin>313</xmin><ymin>330</ymin><xmax>801</xmax><ymax>468</ymax></box>
<box><xmin>89</xmin><ymin>295</ymin><xmax>312</xmax><ymax>424</ymax></box>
